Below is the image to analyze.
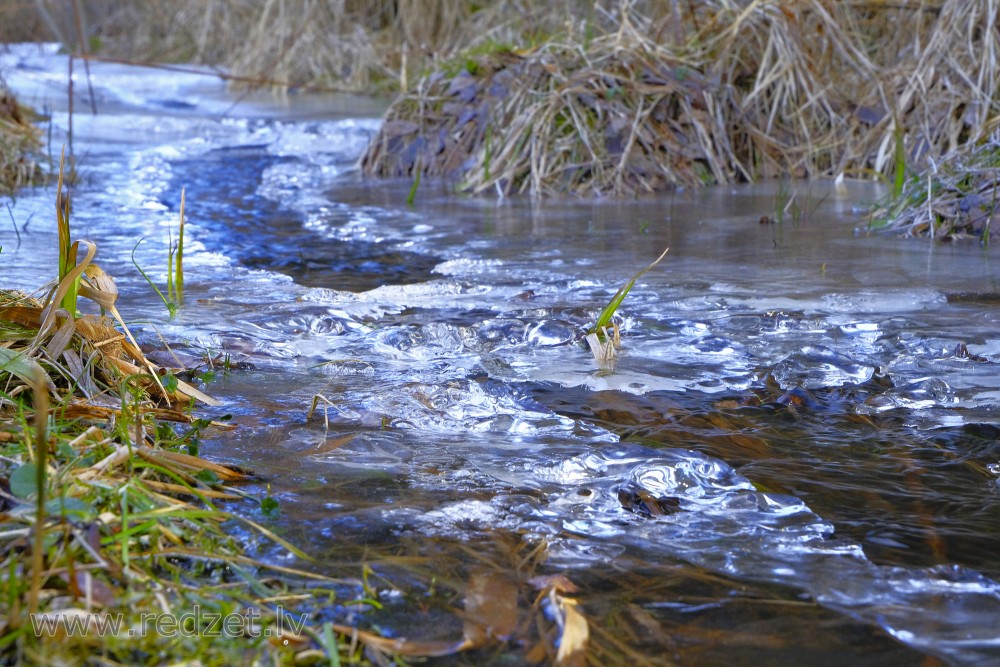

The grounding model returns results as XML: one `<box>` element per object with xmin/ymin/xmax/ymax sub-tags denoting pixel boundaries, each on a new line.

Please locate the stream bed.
<box><xmin>3</xmin><ymin>44</ymin><xmax>1000</xmax><ymax>666</ymax></box>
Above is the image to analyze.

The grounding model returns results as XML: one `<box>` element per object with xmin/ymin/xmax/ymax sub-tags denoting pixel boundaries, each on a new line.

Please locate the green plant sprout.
<box><xmin>167</xmin><ymin>187</ymin><xmax>185</xmax><ymax>305</ymax></box>
<box><xmin>586</xmin><ymin>246</ymin><xmax>669</xmax><ymax>371</ymax></box>
<box><xmin>590</xmin><ymin>246</ymin><xmax>669</xmax><ymax>337</ymax></box>
<box><xmin>893</xmin><ymin>114</ymin><xmax>907</xmax><ymax>199</ymax></box>
<box><xmin>132</xmin><ymin>192</ymin><xmax>187</xmax><ymax>318</ymax></box>
<box><xmin>131</xmin><ymin>239</ymin><xmax>177</xmax><ymax>318</ymax></box>
<box><xmin>55</xmin><ymin>148</ymin><xmax>79</xmax><ymax>315</ymax></box>
<box><xmin>407</xmin><ymin>166</ymin><xmax>421</xmax><ymax>206</ymax></box>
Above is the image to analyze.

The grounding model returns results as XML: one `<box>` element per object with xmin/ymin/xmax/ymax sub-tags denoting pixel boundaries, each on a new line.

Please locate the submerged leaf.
<box><xmin>328</xmin><ymin>622</ymin><xmax>472</xmax><ymax>658</ymax></box>
<box><xmin>464</xmin><ymin>572</ymin><xmax>519</xmax><ymax>646</ymax></box>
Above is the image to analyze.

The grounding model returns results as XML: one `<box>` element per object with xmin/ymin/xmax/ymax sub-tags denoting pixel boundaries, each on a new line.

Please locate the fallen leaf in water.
<box><xmin>464</xmin><ymin>572</ymin><xmax>519</xmax><ymax>645</ymax></box>
<box><xmin>311</xmin><ymin>433</ymin><xmax>357</xmax><ymax>456</ymax></box>
<box><xmin>617</xmin><ymin>483</ymin><xmax>682</xmax><ymax>517</ymax></box>
<box><xmin>528</xmin><ymin>574</ymin><xmax>578</xmax><ymax>594</ymax></box>
<box><xmin>553</xmin><ymin>592</ymin><xmax>589</xmax><ymax>667</ymax></box>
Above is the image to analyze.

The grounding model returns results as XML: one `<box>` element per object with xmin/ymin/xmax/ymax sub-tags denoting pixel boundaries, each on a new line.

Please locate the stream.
<box><xmin>3</xmin><ymin>44</ymin><xmax>1000</xmax><ymax>666</ymax></box>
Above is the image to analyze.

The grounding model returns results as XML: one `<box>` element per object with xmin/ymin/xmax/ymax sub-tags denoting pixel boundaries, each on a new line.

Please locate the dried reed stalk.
<box><xmin>362</xmin><ymin>0</ymin><xmax>1000</xmax><ymax>198</ymax></box>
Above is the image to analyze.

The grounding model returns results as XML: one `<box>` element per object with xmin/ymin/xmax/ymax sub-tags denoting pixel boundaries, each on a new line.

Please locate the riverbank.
<box><xmin>3</xmin><ymin>1</ymin><xmax>999</xmax><ymax>239</ymax></box>
<box><xmin>0</xmin><ymin>184</ymin><xmax>339</xmax><ymax>662</ymax></box>
<box><xmin>362</xmin><ymin>0</ymin><xmax>999</xmax><ymax>214</ymax></box>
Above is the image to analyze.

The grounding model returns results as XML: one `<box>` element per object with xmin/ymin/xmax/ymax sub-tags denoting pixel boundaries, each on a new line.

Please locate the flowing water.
<box><xmin>3</xmin><ymin>45</ymin><xmax>1000</xmax><ymax>666</ymax></box>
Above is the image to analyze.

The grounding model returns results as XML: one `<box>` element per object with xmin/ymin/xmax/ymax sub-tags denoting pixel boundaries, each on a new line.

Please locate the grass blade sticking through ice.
<box><xmin>590</xmin><ymin>246</ymin><xmax>669</xmax><ymax>337</ymax></box>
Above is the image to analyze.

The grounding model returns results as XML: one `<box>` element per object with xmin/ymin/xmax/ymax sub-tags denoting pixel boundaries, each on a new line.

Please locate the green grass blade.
<box><xmin>893</xmin><ymin>118</ymin><xmax>906</xmax><ymax>198</ymax></box>
<box><xmin>591</xmin><ymin>247</ymin><xmax>669</xmax><ymax>335</ymax></box>
<box><xmin>0</xmin><ymin>348</ymin><xmax>49</xmax><ymax>386</ymax></box>
<box><xmin>131</xmin><ymin>238</ymin><xmax>177</xmax><ymax>318</ymax></box>
<box><xmin>407</xmin><ymin>167</ymin><xmax>421</xmax><ymax>206</ymax></box>
<box><xmin>175</xmin><ymin>187</ymin><xmax>185</xmax><ymax>304</ymax></box>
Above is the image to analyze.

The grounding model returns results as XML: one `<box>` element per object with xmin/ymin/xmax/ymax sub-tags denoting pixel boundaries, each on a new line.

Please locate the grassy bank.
<box><xmin>867</xmin><ymin>136</ymin><xmax>1000</xmax><ymax>240</ymax></box>
<box><xmin>0</xmin><ymin>178</ymin><xmax>351</xmax><ymax>662</ymax></box>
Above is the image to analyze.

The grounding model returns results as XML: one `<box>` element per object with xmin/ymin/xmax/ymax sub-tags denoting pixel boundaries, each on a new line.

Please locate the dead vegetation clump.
<box><xmin>867</xmin><ymin>138</ymin><xmax>1000</xmax><ymax>241</ymax></box>
<box><xmin>361</xmin><ymin>0</ymin><xmax>1000</xmax><ymax>198</ymax></box>
<box><xmin>0</xmin><ymin>76</ymin><xmax>43</xmax><ymax>193</ymax></box>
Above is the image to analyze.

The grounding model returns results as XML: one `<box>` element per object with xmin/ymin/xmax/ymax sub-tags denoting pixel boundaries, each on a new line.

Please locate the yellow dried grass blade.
<box><xmin>229</xmin><ymin>514</ymin><xmax>313</xmax><ymax>562</ymax></box>
<box><xmin>0</xmin><ymin>304</ymin><xmax>43</xmax><ymax>329</ymax></box>
<box><xmin>142</xmin><ymin>449</ymin><xmax>248</xmax><ymax>482</ymax></box>
<box><xmin>172</xmin><ymin>376</ymin><xmax>222</xmax><ymax>407</ymax></box>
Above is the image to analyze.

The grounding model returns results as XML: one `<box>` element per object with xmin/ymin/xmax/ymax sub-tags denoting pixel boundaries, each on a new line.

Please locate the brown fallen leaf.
<box><xmin>463</xmin><ymin>572</ymin><xmax>519</xmax><ymax>645</ymax></box>
<box><xmin>528</xmin><ymin>574</ymin><xmax>578</xmax><ymax>594</ymax></box>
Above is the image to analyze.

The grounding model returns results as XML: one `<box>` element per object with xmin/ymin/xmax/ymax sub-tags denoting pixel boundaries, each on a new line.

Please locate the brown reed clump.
<box><xmin>0</xmin><ymin>77</ymin><xmax>43</xmax><ymax>193</ymax></box>
<box><xmin>361</xmin><ymin>0</ymin><xmax>1000</xmax><ymax>197</ymax></box>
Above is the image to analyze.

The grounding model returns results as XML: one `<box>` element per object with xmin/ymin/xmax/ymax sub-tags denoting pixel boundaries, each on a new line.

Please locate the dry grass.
<box><xmin>867</xmin><ymin>137</ymin><xmax>1000</xmax><ymax>241</ymax></box>
<box><xmin>2</xmin><ymin>0</ymin><xmax>619</xmax><ymax>93</ymax></box>
<box><xmin>362</xmin><ymin>0</ymin><xmax>1000</xmax><ymax>197</ymax></box>
<box><xmin>7</xmin><ymin>1</ymin><xmax>999</xmax><ymax>203</ymax></box>
<box><xmin>0</xmin><ymin>77</ymin><xmax>42</xmax><ymax>193</ymax></box>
